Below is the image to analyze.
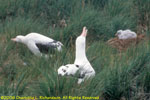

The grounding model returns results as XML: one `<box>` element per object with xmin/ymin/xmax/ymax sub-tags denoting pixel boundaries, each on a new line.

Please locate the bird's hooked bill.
<box><xmin>11</xmin><ymin>38</ymin><xmax>16</xmax><ymax>41</ymax></box>
<box><xmin>81</xmin><ymin>27</ymin><xmax>87</xmax><ymax>37</ymax></box>
<box><xmin>115</xmin><ymin>33</ymin><xmax>118</xmax><ymax>36</ymax></box>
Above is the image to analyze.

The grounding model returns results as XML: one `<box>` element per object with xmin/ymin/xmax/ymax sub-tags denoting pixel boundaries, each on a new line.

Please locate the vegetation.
<box><xmin>0</xmin><ymin>0</ymin><xmax>150</xmax><ymax>99</ymax></box>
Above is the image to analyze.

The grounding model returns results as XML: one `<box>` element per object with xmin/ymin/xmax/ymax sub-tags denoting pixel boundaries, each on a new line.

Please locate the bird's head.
<box><xmin>56</xmin><ymin>41</ymin><xmax>63</xmax><ymax>51</ymax></box>
<box><xmin>76</xmin><ymin>27</ymin><xmax>87</xmax><ymax>49</ymax></box>
<box><xmin>58</xmin><ymin>64</ymin><xmax>79</xmax><ymax>76</ymax></box>
<box><xmin>58</xmin><ymin>65</ymin><xmax>68</xmax><ymax>76</ymax></box>
<box><xmin>115</xmin><ymin>30</ymin><xmax>123</xmax><ymax>36</ymax></box>
<box><xmin>80</xmin><ymin>26</ymin><xmax>87</xmax><ymax>37</ymax></box>
<box><xmin>11</xmin><ymin>35</ymin><xmax>25</xmax><ymax>43</ymax></box>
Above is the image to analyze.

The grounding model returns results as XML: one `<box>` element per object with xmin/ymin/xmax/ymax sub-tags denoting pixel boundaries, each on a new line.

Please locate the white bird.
<box><xmin>74</xmin><ymin>27</ymin><xmax>95</xmax><ymax>84</ymax></box>
<box><xmin>58</xmin><ymin>64</ymin><xmax>79</xmax><ymax>76</ymax></box>
<box><xmin>11</xmin><ymin>33</ymin><xmax>63</xmax><ymax>56</ymax></box>
<box><xmin>115</xmin><ymin>29</ymin><xmax>137</xmax><ymax>40</ymax></box>
<box><xmin>58</xmin><ymin>27</ymin><xmax>95</xmax><ymax>84</ymax></box>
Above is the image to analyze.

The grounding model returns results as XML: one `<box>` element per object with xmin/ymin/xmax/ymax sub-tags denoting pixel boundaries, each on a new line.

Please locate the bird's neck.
<box><xmin>20</xmin><ymin>37</ymin><xmax>26</xmax><ymax>44</ymax></box>
<box><xmin>75</xmin><ymin>43</ymin><xmax>88</xmax><ymax>65</ymax></box>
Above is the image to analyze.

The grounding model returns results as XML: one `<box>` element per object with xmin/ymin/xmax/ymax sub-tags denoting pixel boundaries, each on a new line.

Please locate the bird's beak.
<box><xmin>81</xmin><ymin>26</ymin><xmax>87</xmax><ymax>37</ymax></box>
<box><xmin>115</xmin><ymin>33</ymin><xmax>118</xmax><ymax>36</ymax></box>
<box><xmin>11</xmin><ymin>38</ymin><xmax>16</xmax><ymax>41</ymax></box>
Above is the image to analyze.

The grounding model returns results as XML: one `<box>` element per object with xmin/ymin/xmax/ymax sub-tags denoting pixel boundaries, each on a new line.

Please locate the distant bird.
<box><xmin>11</xmin><ymin>33</ymin><xmax>63</xmax><ymax>56</ymax></box>
<box><xmin>115</xmin><ymin>29</ymin><xmax>137</xmax><ymax>40</ymax></box>
<box><xmin>58</xmin><ymin>27</ymin><xmax>95</xmax><ymax>84</ymax></box>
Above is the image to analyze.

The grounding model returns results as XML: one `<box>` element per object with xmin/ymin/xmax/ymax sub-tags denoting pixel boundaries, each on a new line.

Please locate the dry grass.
<box><xmin>107</xmin><ymin>34</ymin><xmax>146</xmax><ymax>52</ymax></box>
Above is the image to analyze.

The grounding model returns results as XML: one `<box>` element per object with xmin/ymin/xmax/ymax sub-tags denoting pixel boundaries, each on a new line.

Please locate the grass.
<box><xmin>0</xmin><ymin>0</ymin><xmax>150</xmax><ymax>99</ymax></box>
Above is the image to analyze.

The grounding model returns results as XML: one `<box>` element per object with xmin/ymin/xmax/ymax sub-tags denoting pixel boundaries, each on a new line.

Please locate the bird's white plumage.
<box><xmin>58</xmin><ymin>27</ymin><xmax>95</xmax><ymax>84</ymax></box>
<box><xmin>74</xmin><ymin>27</ymin><xmax>95</xmax><ymax>84</ymax></box>
<box><xmin>58</xmin><ymin>64</ymin><xmax>79</xmax><ymax>76</ymax></box>
<box><xmin>25</xmin><ymin>33</ymin><xmax>54</xmax><ymax>44</ymax></box>
<box><xmin>115</xmin><ymin>29</ymin><xmax>137</xmax><ymax>40</ymax></box>
<box><xmin>12</xmin><ymin>33</ymin><xmax>63</xmax><ymax>56</ymax></box>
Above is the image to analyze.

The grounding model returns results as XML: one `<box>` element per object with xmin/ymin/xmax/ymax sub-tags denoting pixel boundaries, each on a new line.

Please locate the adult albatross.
<box><xmin>57</xmin><ymin>27</ymin><xmax>95</xmax><ymax>84</ymax></box>
<box><xmin>74</xmin><ymin>27</ymin><xmax>95</xmax><ymax>84</ymax></box>
<box><xmin>11</xmin><ymin>33</ymin><xmax>63</xmax><ymax>56</ymax></box>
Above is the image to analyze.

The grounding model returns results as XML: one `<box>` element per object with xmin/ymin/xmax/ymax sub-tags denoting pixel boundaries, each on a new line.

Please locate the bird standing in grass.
<box><xmin>74</xmin><ymin>26</ymin><xmax>95</xmax><ymax>84</ymax></box>
<box><xmin>11</xmin><ymin>33</ymin><xmax>63</xmax><ymax>56</ymax></box>
<box><xmin>58</xmin><ymin>27</ymin><xmax>95</xmax><ymax>84</ymax></box>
